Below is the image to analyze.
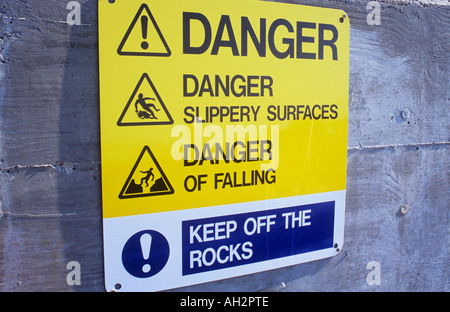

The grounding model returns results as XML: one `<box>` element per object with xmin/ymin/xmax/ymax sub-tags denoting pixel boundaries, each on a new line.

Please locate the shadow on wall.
<box><xmin>59</xmin><ymin>0</ymin><xmax>104</xmax><ymax>291</ymax></box>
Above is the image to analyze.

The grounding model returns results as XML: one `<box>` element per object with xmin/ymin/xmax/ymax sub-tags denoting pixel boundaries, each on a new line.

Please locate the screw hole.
<box><xmin>334</xmin><ymin>243</ymin><xmax>338</xmax><ymax>248</ymax></box>
<box><xmin>108</xmin><ymin>0</ymin><xmax>115</xmax><ymax>4</ymax></box>
<box><xmin>114</xmin><ymin>283</ymin><xmax>122</xmax><ymax>290</ymax></box>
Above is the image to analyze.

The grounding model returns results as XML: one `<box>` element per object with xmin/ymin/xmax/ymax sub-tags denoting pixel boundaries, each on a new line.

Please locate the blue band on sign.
<box><xmin>182</xmin><ymin>201</ymin><xmax>335</xmax><ymax>275</ymax></box>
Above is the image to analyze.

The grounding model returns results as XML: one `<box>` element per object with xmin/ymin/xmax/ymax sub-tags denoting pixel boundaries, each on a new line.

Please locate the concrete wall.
<box><xmin>0</xmin><ymin>0</ymin><xmax>448</xmax><ymax>291</ymax></box>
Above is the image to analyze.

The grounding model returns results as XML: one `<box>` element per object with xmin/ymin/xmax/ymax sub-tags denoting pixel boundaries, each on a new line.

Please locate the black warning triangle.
<box><xmin>117</xmin><ymin>73</ymin><xmax>173</xmax><ymax>126</ymax></box>
<box><xmin>117</xmin><ymin>3</ymin><xmax>171</xmax><ymax>57</ymax></box>
<box><xmin>119</xmin><ymin>146</ymin><xmax>174</xmax><ymax>199</ymax></box>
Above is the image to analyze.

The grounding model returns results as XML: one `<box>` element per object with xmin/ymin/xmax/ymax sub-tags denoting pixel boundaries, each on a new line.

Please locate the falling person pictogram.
<box><xmin>140</xmin><ymin>167</ymin><xmax>155</xmax><ymax>187</ymax></box>
<box><xmin>119</xmin><ymin>146</ymin><xmax>174</xmax><ymax>199</ymax></box>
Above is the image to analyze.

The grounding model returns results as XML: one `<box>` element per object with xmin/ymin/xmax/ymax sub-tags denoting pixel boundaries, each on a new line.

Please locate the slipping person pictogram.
<box><xmin>135</xmin><ymin>93</ymin><xmax>160</xmax><ymax>120</ymax></box>
<box><xmin>117</xmin><ymin>73</ymin><xmax>174</xmax><ymax>126</ymax></box>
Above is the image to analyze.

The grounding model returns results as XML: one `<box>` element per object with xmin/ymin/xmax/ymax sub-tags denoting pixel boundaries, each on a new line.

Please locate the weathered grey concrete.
<box><xmin>0</xmin><ymin>0</ymin><xmax>448</xmax><ymax>291</ymax></box>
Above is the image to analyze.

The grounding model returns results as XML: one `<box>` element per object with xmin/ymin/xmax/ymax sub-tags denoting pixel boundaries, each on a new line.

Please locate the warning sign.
<box><xmin>117</xmin><ymin>73</ymin><xmax>174</xmax><ymax>126</ymax></box>
<box><xmin>99</xmin><ymin>0</ymin><xmax>349</xmax><ymax>292</ymax></box>
<box><xmin>117</xmin><ymin>3</ymin><xmax>171</xmax><ymax>56</ymax></box>
<box><xmin>119</xmin><ymin>146</ymin><xmax>174</xmax><ymax>199</ymax></box>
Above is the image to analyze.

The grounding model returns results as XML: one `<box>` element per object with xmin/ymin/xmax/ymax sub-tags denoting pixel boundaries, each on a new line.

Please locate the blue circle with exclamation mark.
<box><xmin>122</xmin><ymin>230</ymin><xmax>170</xmax><ymax>278</ymax></box>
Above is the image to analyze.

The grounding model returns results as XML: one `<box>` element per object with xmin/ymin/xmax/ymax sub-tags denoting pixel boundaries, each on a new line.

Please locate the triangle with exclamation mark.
<box><xmin>117</xmin><ymin>3</ymin><xmax>171</xmax><ymax>57</ymax></box>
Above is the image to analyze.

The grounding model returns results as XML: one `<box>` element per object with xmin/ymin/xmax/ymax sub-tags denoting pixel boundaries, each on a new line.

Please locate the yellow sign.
<box><xmin>99</xmin><ymin>0</ymin><xmax>349</xmax><ymax>219</ymax></box>
<box><xmin>99</xmin><ymin>0</ymin><xmax>349</xmax><ymax>292</ymax></box>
